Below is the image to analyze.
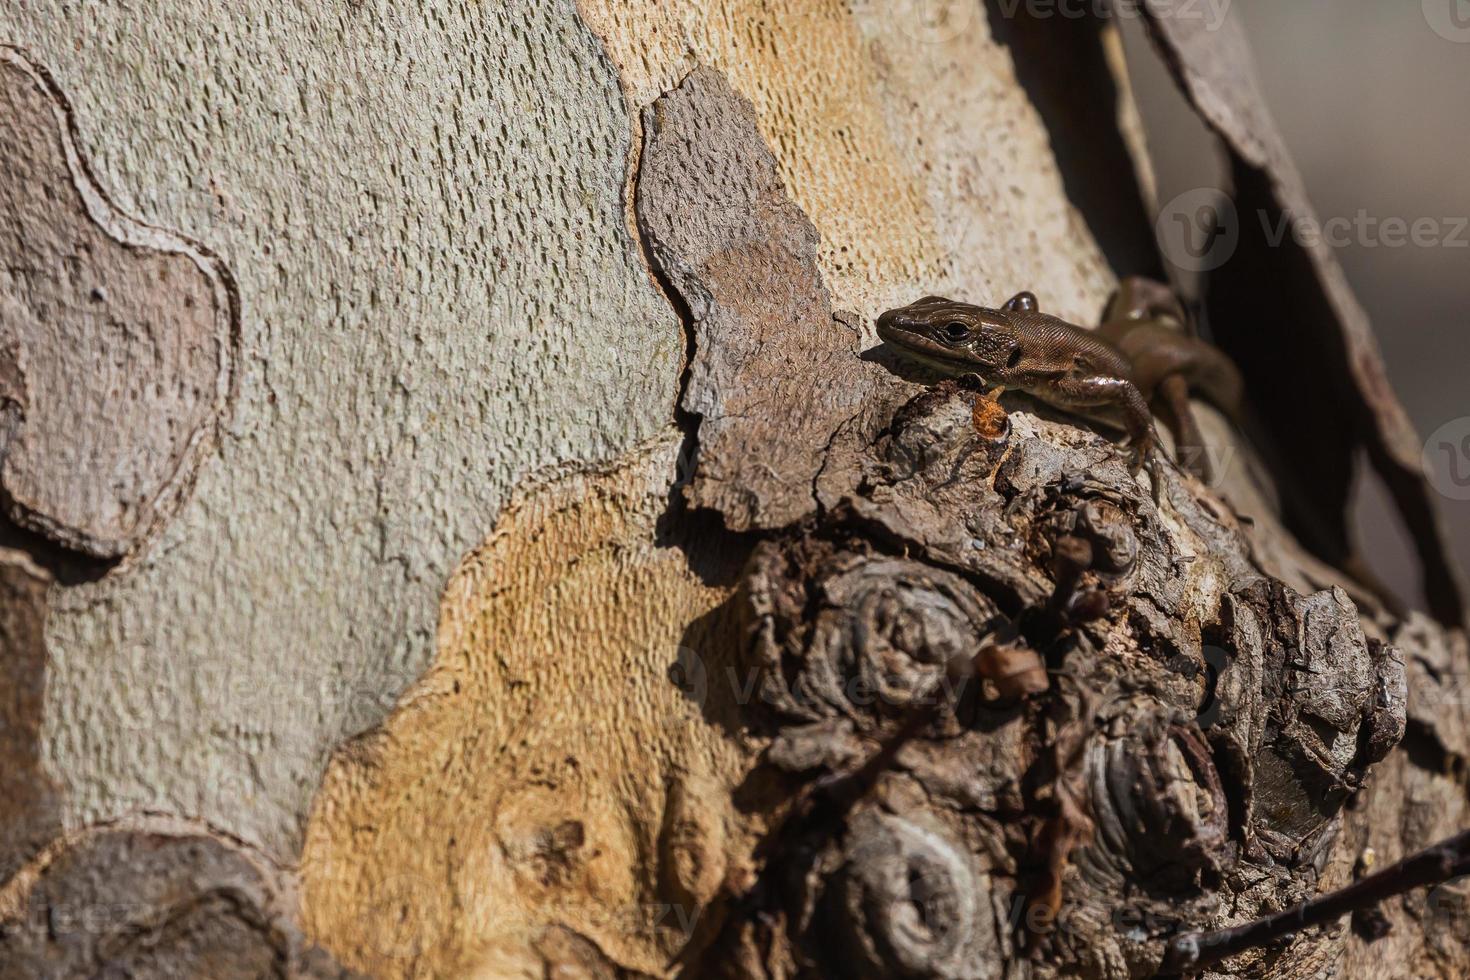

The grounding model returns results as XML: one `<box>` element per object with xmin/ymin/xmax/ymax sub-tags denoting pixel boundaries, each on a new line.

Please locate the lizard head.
<box><xmin>876</xmin><ymin>296</ymin><xmax>1024</xmax><ymax>376</ymax></box>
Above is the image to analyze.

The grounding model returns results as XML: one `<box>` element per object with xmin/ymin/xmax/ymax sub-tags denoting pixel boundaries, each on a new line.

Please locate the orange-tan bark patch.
<box><xmin>581</xmin><ymin>0</ymin><xmax>1116</xmax><ymax>322</ymax></box>
<box><xmin>299</xmin><ymin>434</ymin><xmax>752</xmax><ymax>978</ymax></box>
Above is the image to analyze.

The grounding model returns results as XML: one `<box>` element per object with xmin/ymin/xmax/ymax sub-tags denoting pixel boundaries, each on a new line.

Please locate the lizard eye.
<box><xmin>942</xmin><ymin>321</ymin><xmax>970</xmax><ymax>341</ymax></box>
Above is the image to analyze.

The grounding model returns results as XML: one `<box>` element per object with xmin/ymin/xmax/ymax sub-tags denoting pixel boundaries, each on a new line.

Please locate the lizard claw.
<box><xmin>1126</xmin><ymin>435</ymin><xmax>1151</xmax><ymax>477</ymax></box>
<box><xmin>1146</xmin><ymin>452</ymin><xmax>1165</xmax><ymax>505</ymax></box>
<box><xmin>1127</xmin><ymin>435</ymin><xmax>1165</xmax><ymax>506</ymax></box>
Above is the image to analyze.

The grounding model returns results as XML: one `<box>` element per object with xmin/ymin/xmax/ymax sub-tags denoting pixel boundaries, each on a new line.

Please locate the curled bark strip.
<box><xmin>970</xmin><ymin>390</ymin><xmax>1011</xmax><ymax>444</ymax></box>
<box><xmin>1137</xmin><ymin>2</ymin><xmax>1466</xmax><ymax>624</ymax></box>
<box><xmin>975</xmin><ymin>643</ymin><xmax>1050</xmax><ymax>702</ymax></box>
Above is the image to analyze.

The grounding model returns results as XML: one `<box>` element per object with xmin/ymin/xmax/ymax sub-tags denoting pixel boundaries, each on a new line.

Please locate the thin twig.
<box><xmin>1160</xmin><ymin>829</ymin><xmax>1470</xmax><ymax>975</ymax></box>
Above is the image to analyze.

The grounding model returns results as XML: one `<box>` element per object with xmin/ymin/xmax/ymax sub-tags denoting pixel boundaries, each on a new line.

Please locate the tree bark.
<box><xmin>0</xmin><ymin>2</ymin><xmax>1465</xmax><ymax>979</ymax></box>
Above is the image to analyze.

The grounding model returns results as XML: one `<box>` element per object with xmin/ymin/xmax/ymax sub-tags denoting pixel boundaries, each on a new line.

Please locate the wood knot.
<box><xmin>740</xmin><ymin>538</ymin><xmax>1014</xmax><ymax>727</ymax></box>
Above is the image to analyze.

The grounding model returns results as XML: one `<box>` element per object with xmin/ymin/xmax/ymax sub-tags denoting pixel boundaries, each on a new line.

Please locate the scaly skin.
<box><xmin>876</xmin><ymin>277</ymin><xmax>1243</xmax><ymax>482</ymax></box>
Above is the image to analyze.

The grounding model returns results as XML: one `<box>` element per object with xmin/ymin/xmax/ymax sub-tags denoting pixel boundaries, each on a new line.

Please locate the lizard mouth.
<box><xmin>876</xmin><ymin>319</ymin><xmax>969</xmax><ymax>367</ymax></box>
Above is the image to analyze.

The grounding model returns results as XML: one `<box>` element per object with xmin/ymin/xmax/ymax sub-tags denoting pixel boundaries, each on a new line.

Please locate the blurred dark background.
<box><xmin>1119</xmin><ymin>1</ymin><xmax>1470</xmax><ymax>613</ymax></box>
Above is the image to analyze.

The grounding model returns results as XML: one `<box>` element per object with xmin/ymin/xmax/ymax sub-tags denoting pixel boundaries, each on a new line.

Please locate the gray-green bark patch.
<box><xmin>0</xmin><ymin>0</ymin><xmax>679</xmax><ymax>859</ymax></box>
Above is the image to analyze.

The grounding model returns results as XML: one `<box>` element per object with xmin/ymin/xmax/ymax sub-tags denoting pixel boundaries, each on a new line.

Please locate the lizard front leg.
<box><xmin>1043</xmin><ymin>373</ymin><xmax>1156</xmax><ymax>477</ymax></box>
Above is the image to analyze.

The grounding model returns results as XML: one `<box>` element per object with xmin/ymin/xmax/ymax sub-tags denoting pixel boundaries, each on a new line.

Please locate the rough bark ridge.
<box><xmin>637</xmin><ymin>67</ymin><xmax>1469</xmax><ymax>979</ymax></box>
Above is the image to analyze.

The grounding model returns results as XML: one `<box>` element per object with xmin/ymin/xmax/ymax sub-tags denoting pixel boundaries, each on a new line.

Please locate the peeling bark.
<box><xmin>636</xmin><ymin>67</ymin><xmax>878</xmax><ymax>531</ymax></box>
<box><xmin>1137</xmin><ymin>1</ymin><xmax>1466</xmax><ymax>626</ymax></box>
<box><xmin>633</xmin><ymin>59</ymin><xmax>1468</xmax><ymax>980</ymax></box>
<box><xmin>0</xmin><ymin>818</ymin><xmax>360</xmax><ymax>978</ymax></box>
<box><xmin>0</xmin><ymin>549</ymin><xmax>58</xmax><ymax>882</ymax></box>
<box><xmin>0</xmin><ymin>45</ymin><xmax>238</xmax><ymax>560</ymax></box>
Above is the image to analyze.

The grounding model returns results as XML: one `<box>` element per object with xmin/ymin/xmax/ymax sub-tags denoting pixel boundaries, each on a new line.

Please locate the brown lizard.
<box><xmin>876</xmin><ymin>276</ymin><xmax>1243</xmax><ymax>486</ymax></box>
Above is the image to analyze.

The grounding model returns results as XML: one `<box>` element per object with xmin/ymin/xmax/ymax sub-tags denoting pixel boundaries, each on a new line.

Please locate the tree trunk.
<box><xmin>0</xmin><ymin>2</ymin><xmax>1465</xmax><ymax>978</ymax></box>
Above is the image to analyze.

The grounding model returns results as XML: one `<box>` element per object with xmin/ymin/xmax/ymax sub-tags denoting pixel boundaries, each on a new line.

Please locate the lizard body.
<box><xmin>876</xmin><ymin>277</ymin><xmax>1242</xmax><ymax>482</ymax></box>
